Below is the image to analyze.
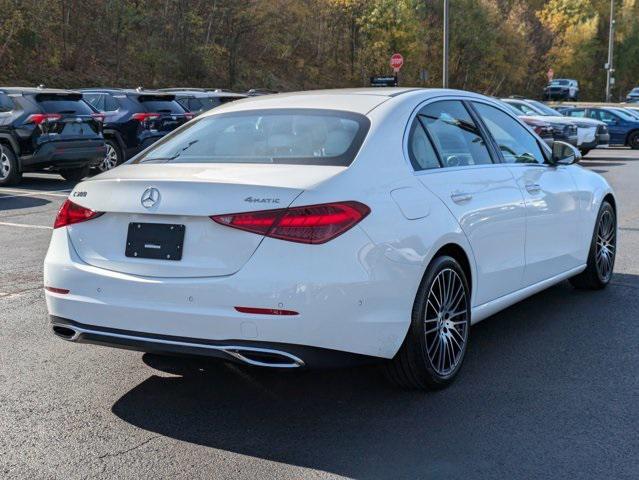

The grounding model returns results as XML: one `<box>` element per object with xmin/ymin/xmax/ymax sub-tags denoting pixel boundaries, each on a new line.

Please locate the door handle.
<box><xmin>450</xmin><ymin>192</ymin><xmax>473</xmax><ymax>204</ymax></box>
<box><xmin>525</xmin><ymin>183</ymin><xmax>541</xmax><ymax>194</ymax></box>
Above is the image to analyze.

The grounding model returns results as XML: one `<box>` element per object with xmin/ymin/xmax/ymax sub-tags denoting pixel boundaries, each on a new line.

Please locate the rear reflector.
<box><xmin>235</xmin><ymin>306</ymin><xmax>299</xmax><ymax>316</ymax></box>
<box><xmin>211</xmin><ymin>201</ymin><xmax>370</xmax><ymax>244</ymax></box>
<box><xmin>54</xmin><ymin>199</ymin><xmax>103</xmax><ymax>229</ymax></box>
<box><xmin>45</xmin><ymin>287</ymin><xmax>70</xmax><ymax>294</ymax></box>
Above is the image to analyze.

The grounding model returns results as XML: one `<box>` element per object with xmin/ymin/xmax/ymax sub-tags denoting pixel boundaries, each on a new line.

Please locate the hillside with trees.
<box><xmin>1</xmin><ymin>0</ymin><xmax>638</xmax><ymax>100</ymax></box>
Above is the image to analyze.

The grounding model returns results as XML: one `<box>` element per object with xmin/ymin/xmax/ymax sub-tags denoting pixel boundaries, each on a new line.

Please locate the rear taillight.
<box><xmin>54</xmin><ymin>199</ymin><xmax>103</xmax><ymax>229</ymax></box>
<box><xmin>184</xmin><ymin>112</ymin><xmax>195</xmax><ymax>120</ymax></box>
<box><xmin>211</xmin><ymin>201</ymin><xmax>370</xmax><ymax>244</ymax></box>
<box><xmin>25</xmin><ymin>113</ymin><xmax>62</xmax><ymax>125</ymax></box>
<box><xmin>132</xmin><ymin>112</ymin><xmax>161</xmax><ymax>122</ymax></box>
<box><xmin>91</xmin><ymin>113</ymin><xmax>105</xmax><ymax>123</ymax></box>
<box><xmin>533</xmin><ymin>125</ymin><xmax>543</xmax><ymax>135</ymax></box>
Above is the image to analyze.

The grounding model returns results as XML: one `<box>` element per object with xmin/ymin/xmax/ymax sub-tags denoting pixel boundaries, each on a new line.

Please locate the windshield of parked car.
<box><xmin>132</xmin><ymin>109</ymin><xmax>370</xmax><ymax>166</ymax></box>
<box><xmin>611</xmin><ymin>108</ymin><xmax>639</xmax><ymax>121</ymax></box>
<box><xmin>526</xmin><ymin>100</ymin><xmax>562</xmax><ymax>116</ymax></box>
<box><xmin>609</xmin><ymin>108</ymin><xmax>637</xmax><ymax>122</ymax></box>
<box><xmin>504</xmin><ymin>101</ymin><xmax>537</xmax><ymax>116</ymax></box>
<box><xmin>550</xmin><ymin>80</ymin><xmax>570</xmax><ymax>86</ymax></box>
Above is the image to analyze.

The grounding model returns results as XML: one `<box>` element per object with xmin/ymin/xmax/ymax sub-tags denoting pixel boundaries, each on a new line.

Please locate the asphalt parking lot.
<box><xmin>1</xmin><ymin>151</ymin><xmax>638</xmax><ymax>480</ymax></box>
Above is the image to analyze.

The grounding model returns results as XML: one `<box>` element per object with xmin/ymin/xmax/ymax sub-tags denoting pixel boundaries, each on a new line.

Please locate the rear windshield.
<box><xmin>132</xmin><ymin>109</ymin><xmax>370</xmax><ymax>166</ymax></box>
<box><xmin>137</xmin><ymin>95</ymin><xmax>184</xmax><ymax>114</ymax></box>
<box><xmin>550</xmin><ymin>80</ymin><xmax>570</xmax><ymax>86</ymax></box>
<box><xmin>35</xmin><ymin>94</ymin><xmax>94</xmax><ymax>115</ymax></box>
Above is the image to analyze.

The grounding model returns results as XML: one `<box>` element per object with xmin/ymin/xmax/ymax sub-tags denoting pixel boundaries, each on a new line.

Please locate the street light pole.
<box><xmin>443</xmin><ymin>0</ymin><xmax>449</xmax><ymax>88</ymax></box>
<box><xmin>605</xmin><ymin>0</ymin><xmax>615</xmax><ymax>102</ymax></box>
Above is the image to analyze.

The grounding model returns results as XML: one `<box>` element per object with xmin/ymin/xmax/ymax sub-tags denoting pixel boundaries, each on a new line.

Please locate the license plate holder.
<box><xmin>125</xmin><ymin>223</ymin><xmax>185</xmax><ymax>261</ymax></box>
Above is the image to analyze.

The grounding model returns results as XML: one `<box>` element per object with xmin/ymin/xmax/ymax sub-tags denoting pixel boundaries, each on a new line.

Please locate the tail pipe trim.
<box><xmin>51</xmin><ymin>323</ymin><xmax>305</xmax><ymax>368</ymax></box>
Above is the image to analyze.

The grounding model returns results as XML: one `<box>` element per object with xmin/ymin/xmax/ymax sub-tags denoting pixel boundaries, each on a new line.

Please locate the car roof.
<box><xmin>161</xmin><ymin>89</ymin><xmax>247</xmax><ymax>99</ymax></box>
<box><xmin>0</xmin><ymin>86</ymin><xmax>82</xmax><ymax>95</ymax></box>
<box><xmin>206</xmin><ymin>87</ymin><xmax>434</xmax><ymax>115</ymax></box>
<box><xmin>79</xmin><ymin>88</ymin><xmax>175</xmax><ymax>97</ymax></box>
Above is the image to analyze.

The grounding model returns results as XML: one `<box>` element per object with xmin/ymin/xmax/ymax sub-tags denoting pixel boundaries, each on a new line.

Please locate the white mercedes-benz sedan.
<box><xmin>44</xmin><ymin>88</ymin><xmax>617</xmax><ymax>389</ymax></box>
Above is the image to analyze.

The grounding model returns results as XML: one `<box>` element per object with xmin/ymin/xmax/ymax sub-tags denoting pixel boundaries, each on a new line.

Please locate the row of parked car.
<box><xmin>0</xmin><ymin>86</ymin><xmax>268</xmax><ymax>186</ymax></box>
<box><xmin>1</xmin><ymin>85</ymin><xmax>639</xmax><ymax>186</ymax></box>
<box><xmin>500</xmin><ymin>96</ymin><xmax>639</xmax><ymax>154</ymax></box>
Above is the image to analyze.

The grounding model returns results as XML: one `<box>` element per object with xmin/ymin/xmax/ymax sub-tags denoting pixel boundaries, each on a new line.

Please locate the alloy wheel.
<box><xmin>424</xmin><ymin>268</ymin><xmax>469</xmax><ymax>376</ymax></box>
<box><xmin>99</xmin><ymin>144</ymin><xmax>119</xmax><ymax>172</ymax></box>
<box><xmin>0</xmin><ymin>150</ymin><xmax>10</xmax><ymax>179</ymax></box>
<box><xmin>595</xmin><ymin>209</ymin><xmax>616</xmax><ymax>281</ymax></box>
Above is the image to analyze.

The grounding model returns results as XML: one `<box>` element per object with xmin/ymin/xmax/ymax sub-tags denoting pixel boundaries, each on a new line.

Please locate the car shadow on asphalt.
<box><xmin>0</xmin><ymin>194</ymin><xmax>50</xmax><ymax>211</ymax></box>
<box><xmin>111</xmin><ymin>275</ymin><xmax>638</xmax><ymax>479</ymax></box>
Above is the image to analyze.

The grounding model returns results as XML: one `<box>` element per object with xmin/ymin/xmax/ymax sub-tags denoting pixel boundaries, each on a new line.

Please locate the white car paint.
<box><xmin>44</xmin><ymin>88</ymin><xmax>615</xmax><ymax>366</ymax></box>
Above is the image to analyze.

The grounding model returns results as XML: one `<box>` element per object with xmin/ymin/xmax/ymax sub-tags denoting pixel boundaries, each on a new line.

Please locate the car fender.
<box><xmin>102</xmin><ymin>129</ymin><xmax>127</xmax><ymax>159</ymax></box>
<box><xmin>0</xmin><ymin>133</ymin><xmax>19</xmax><ymax>156</ymax></box>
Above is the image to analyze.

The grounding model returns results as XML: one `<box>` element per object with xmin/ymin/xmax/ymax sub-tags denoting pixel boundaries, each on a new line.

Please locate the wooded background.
<box><xmin>1</xmin><ymin>0</ymin><xmax>638</xmax><ymax>100</ymax></box>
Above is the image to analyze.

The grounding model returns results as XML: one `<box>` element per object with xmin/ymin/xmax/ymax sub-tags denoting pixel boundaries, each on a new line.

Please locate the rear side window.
<box><xmin>407</xmin><ymin>120</ymin><xmax>440</xmax><ymax>170</ymax></box>
<box><xmin>418</xmin><ymin>100</ymin><xmax>493</xmax><ymax>167</ymax></box>
<box><xmin>566</xmin><ymin>109</ymin><xmax>586</xmax><ymax>117</ymax></box>
<box><xmin>133</xmin><ymin>109</ymin><xmax>370</xmax><ymax>167</ymax></box>
<box><xmin>83</xmin><ymin>93</ymin><xmax>104</xmax><ymax>111</ymax></box>
<box><xmin>35</xmin><ymin>94</ymin><xmax>93</xmax><ymax>114</ymax></box>
<box><xmin>473</xmin><ymin>102</ymin><xmax>545</xmax><ymax>164</ymax></box>
<box><xmin>103</xmin><ymin>94</ymin><xmax>119</xmax><ymax>111</ymax></box>
<box><xmin>137</xmin><ymin>95</ymin><xmax>184</xmax><ymax>114</ymax></box>
<box><xmin>0</xmin><ymin>93</ymin><xmax>14</xmax><ymax>112</ymax></box>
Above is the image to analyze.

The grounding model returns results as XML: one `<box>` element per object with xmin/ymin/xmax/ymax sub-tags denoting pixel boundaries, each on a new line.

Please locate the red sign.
<box><xmin>547</xmin><ymin>68</ymin><xmax>554</xmax><ymax>81</ymax></box>
<box><xmin>390</xmin><ymin>53</ymin><xmax>404</xmax><ymax>72</ymax></box>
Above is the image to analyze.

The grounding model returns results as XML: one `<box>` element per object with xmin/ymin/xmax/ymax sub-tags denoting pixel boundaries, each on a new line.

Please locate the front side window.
<box><xmin>133</xmin><ymin>109</ymin><xmax>370</xmax><ymax>167</ymax></box>
<box><xmin>596</xmin><ymin>110</ymin><xmax>620</xmax><ymax>123</ymax></box>
<box><xmin>473</xmin><ymin>102</ymin><xmax>545</xmax><ymax>164</ymax></box>
<box><xmin>417</xmin><ymin>100</ymin><xmax>493</xmax><ymax>167</ymax></box>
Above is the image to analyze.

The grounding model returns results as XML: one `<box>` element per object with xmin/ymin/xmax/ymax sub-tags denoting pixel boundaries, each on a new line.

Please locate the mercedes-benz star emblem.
<box><xmin>141</xmin><ymin>187</ymin><xmax>161</xmax><ymax>209</ymax></box>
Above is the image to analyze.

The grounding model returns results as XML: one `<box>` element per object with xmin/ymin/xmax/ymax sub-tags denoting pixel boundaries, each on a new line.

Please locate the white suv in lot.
<box><xmin>45</xmin><ymin>88</ymin><xmax>617</xmax><ymax>390</ymax></box>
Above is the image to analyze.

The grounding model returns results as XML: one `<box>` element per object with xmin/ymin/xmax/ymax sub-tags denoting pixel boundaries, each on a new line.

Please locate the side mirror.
<box><xmin>551</xmin><ymin>141</ymin><xmax>581</xmax><ymax>165</ymax></box>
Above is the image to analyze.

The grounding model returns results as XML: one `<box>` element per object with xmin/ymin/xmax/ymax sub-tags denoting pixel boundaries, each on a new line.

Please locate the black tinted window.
<box><xmin>474</xmin><ymin>102</ymin><xmax>545</xmax><ymax>164</ymax></box>
<box><xmin>0</xmin><ymin>94</ymin><xmax>14</xmax><ymax>112</ymax></box>
<box><xmin>137</xmin><ymin>96</ymin><xmax>184</xmax><ymax>114</ymax></box>
<box><xmin>133</xmin><ymin>109</ymin><xmax>370</xmax><ymax>167</ymax></box>
<box><xmin>36</xmin><ymin>95</ymin><xmax>93</xmax><ymax>114</ymax></box>
<box><xmin>418</xmin><ymin>100</ymin><xmax>493</xmax><ymax>167</ymax></box>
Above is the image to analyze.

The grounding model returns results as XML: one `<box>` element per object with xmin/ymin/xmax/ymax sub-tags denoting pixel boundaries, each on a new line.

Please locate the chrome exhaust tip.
<box><xmin>52</xmin><ymin>324</ymin><xmax>80</xmax><ymax>341</ymax></box>
<box><xmin>223</xmin><ymin>347</ymin><xmax>305</xmax><ymax>368</ymax></box>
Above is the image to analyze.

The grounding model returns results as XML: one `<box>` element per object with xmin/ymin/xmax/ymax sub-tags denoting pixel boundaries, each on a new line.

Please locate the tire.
<box><xmin>59</xmin><ymin>165</ymin><xmax>90</xmax><ymax>182</ymax></box>
<box><xmin>570</xmin><ymin>201</ymin><xmax>616</xmax><ymax>290</ymax></box>
<box><xmin>96</xmin><ymin>139</ymin><xmax>122</xmax><ymax>172</ymax></box>
<box><xmin>384</xmin><ymin>255</ymin><xmax>471</xmax><ymax>390</ymax></box>
<box><xmin>627</xmin><ymin>131</ymin><xmax>639</xmax><ymax>150</ymax></box>
<box><xmin>0</xmin><ymin>144</ymin><xmax>22</xmax><ymax>186</ymax></box>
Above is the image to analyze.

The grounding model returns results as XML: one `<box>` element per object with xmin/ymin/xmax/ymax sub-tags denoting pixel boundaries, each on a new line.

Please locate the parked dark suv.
<box><xmin>158</xmin><ymin>88</ymin><xmax>246</xmax><ymax>116</ymax></box>
<box><xmin>0</xmin><ymin>87</ymin><xmax>106</xmax><ymax>185</ymax></box>
<box><xmin>80</xmin><ymin>88</ymin><xmax>193</xmax><ymax>171</ymax></box>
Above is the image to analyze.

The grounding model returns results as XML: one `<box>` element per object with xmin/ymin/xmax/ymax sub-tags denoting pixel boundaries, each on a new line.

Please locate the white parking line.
<box><xmin>0</xmin><ymin>188</ymin><xmax>70</xmax><ymax>199</ymax></box>
<box><xmin>0</xmin><ymin>221</ymin><xmax>53</xmax><ymax>230</ymax></box>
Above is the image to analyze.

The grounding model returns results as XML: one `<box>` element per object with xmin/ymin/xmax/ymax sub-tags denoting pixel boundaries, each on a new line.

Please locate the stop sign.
<box><xmin>390</xmin><ymin>53</ymin><xmax>404</xmax><ymax>72</ymax></box>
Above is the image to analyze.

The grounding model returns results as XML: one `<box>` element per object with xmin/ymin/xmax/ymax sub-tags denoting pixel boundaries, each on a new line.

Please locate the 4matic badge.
<box><xmin>244</xmin><ymin>196</ymin><xmax>280</xmax><ymax>204</ymax></box>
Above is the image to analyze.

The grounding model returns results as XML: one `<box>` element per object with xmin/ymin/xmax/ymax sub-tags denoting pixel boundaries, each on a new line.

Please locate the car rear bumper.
<box><xmin>50</xmin><ymin>316</ymin><xmax>378</xmax><ymax>368</ymax></box>
<box><xmin>44</xmin><ymin>227</ymin><xmax>416</xmax><ymax>361</ymax></box>
<box><xmin>20</xmin><ymin>140</ymin><xmax>106</xmax><ymax>171</ymax></box>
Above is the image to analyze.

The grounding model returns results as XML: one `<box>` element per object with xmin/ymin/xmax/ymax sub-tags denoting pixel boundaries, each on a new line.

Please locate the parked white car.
<box><xmin>45</xmin><ymin>88</ymin><xmax>617</xmax><ymax>390</ymax></box>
